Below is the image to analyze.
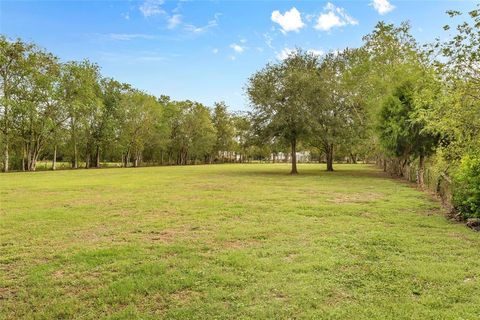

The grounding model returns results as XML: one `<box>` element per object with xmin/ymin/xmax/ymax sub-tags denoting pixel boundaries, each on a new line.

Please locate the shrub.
<box><xmin>452</xmin><ymin>154</ymin><xmax>480</xmax><ymax>219</ymax></box>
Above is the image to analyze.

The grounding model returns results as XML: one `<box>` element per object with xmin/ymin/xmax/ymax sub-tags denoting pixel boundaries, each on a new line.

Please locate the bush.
<box><xmin>452</xmin><ymin>154</ymin><xmax>480</xmax><ymax>219</ymax></box>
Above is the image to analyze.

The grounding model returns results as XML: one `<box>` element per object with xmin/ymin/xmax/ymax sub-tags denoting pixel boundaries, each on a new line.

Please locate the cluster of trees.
<box><xmin>0</xmin><ymin>36</ymin><xmax>268</xmax><ymax>172</ymax></box>
<box><xmin>246</xmin><ymin>5</ymin><xmax>480</xmax><ymax>218</ymax></box>
<box><xmin>1</xmin><ymin>4</ymin><xmax>479</xmax><ymax>218</ymax></box>
<box><xmin>247</xmin><ymin>48</ymin><xmax>367</xmax><ymax>174</ymax></box>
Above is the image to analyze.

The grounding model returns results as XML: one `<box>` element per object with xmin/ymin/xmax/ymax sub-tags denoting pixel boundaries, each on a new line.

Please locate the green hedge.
<box><xmin>453</xmin><ymin>154</ymin><xmax>480</xmax><ymax>219</ymax></box>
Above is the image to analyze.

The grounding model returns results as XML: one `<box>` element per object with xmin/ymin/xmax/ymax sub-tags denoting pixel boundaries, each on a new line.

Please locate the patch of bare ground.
<box><xmin>328</xmin><ymin>192</ymin><xmax>384</xmax><ymax>204</ymax></box>
<box><xmin>194</xmin><ymin>183</ymin><xmax>231</xmax><ymax>191</ymax></box>
<box><xmin>360</xmin><ymin>212</ymin><xmax>372</xmax><ymax>217</ymax></box>
<box><xmin>324</xmin><ymin>290</ymin><xmax>353</xmax><ymax>306</ymax></box>
<box><xmin>72</xmin><ymin>225</ymin><xmax>118</xmax><ymax>245</ymax></box>
<box><xmin>61</xmin><ymin>196</ymin><xmax>118</xmax><ymax>208</ymax></box>
<box><xmin>0</xmin><ymin>286</ymin><xmax>15</xmax><ymax>300</ymax></box>
<box><xmin>145</xmin><ymin>226</ymin><xmax>207</xmax><ymax>244</ymax></box>
<box><xmin>52</xmin><ymin>270</ymin><xmax>65</xmax><ymax>279</ymax></box>
<box><xmin>282</xmin><ymin>253</ymin><xmax>298</xmax><ymax>262</ymax></box>
<box><xmin>219</xmin><ymin>239</ymin><xmax>262</xmax><ymax>250</ymax></box>
<box><xmin>271</xmin><ymin>290</ymin><xmax>289</xmax><ymax>301</ymax></box>
<box><xmin>170</xmin><ymin>289</ymin><xmax>201</xmax><ymax>303</ymax></box>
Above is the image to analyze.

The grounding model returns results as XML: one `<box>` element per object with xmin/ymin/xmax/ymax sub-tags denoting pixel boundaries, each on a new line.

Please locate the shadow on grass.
<box><xmin>222</xmin><ymin>165</ymin><xmax>386</xmax><ymax>180</ymax></box>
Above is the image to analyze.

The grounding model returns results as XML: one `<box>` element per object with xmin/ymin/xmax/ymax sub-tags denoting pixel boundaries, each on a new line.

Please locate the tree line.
<box><xmin>1</xmin><ymin>4</ymin><xmax>479</xmax><ymax>219</ymax></box>
<box><xmin>0</xmin><ymin>37</ymin><xmax>268</xmax><ymax>171</ymax></box>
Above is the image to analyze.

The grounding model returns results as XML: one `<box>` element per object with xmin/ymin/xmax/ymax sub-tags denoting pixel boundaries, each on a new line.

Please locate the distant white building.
<box><xmin>271</xmin><ymin>151</ymin><xmax>310</xmax><ymax>163</ymax></box>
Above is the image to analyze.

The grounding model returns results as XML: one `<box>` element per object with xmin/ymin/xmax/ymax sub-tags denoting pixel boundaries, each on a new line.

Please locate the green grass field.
<box><xmin>1</xmin><ymin>164</ymin><xmax>479</xmax><ymax>319</ymax></box>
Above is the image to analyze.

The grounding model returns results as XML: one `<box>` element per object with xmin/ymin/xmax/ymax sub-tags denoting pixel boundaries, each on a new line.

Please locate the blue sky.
<box><xmin>0</xmin><ymin>0</ymin><xmax>476</xmax><ymax>110</ymax></box>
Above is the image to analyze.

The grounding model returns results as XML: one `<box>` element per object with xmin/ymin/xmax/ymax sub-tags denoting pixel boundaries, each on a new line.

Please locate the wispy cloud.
<box><xmin>230</xmin><ymin>43</ymin><xmax>245</xmax><ymax>53</ymax></box>
<box><xmin>184</xmin><ymin>13</ymin><xmax>221</xmax><ymax>34</ymax></box>
<box><xmin>271</xmin><ymin>7</ymin><xmax>305</xmax><ymax>34</ymax></box>
<box><xmin>263</xmin><ymin>32</ymin><xmax>275</xmax><ymax>50</ymax></box>
<box><xmin>168</xmin><ymin>14</ymin><xmax>182</xmax><ymax>29</ymax></box>
<box><xmin>139</xmin><ymin>0</ymin><xmax>165</xmax><ymax>17</ymax></box>
<box><xmin>315</xmin><ymin>2</ymin><xmax>358</xmax><ymax>32</ymax></box>
<box><xmin>371</xmin><ymin>0</ymin><xmax>395</xmax><ymax>15</ymax></box>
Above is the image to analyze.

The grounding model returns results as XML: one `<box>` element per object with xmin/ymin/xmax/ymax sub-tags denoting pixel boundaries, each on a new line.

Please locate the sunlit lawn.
<box><xmin>1</xmin><ymin>164</ymin><xmax>479</xmax><ymax>319</ymax></box>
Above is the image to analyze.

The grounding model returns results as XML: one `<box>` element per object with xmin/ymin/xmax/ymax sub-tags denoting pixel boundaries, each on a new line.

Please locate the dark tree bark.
<box><xmin>290</xmin><ymin>138</ymin><xmax>298</xmax><ymax>175</ymax></box>
<box><xmin>350</xmin><ymin>153</ymin><xmax>357</xmax><ymax>164</ymax></box>
<box><xmin>52</xmin><ymin>145</ymin><xmax>57</xmax><ymax>170</ymax></box>
<box><xmin>326</xmin><ymin>144</ymin><xmax>334</xmax><ymax>171</ymax></box>
<box><xmin>71</xmin><ymin>119</ymin><xmax>78</xmax><ymax>169</ymax></box>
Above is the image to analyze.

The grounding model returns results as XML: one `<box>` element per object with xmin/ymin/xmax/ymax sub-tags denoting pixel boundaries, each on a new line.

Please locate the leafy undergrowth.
<box><xmin>1</xmin><ymin>164</ymin><xmax>479</xmax><ymax>319</ymax></box>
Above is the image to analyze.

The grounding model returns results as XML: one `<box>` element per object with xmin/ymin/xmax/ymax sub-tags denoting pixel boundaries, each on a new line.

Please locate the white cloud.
<box><xmin>276</xmin><ymin>48</ymin><xmax>296</xmax><ymax>60</ymax></box>
<box><xmin>212</xmin><ymin>48</ymin><xmax>219</xmax><ymax>54</ymax></box>
<box><xmin>371</xmin><ymin>0</ymin><xmax>395</xmax><ymax>15</ymax></box>
<box><xmin>139</xmin><ymin>0</ymin><xmax>165</xmax><ymax>17</ymax></box>
<box><xmin>167</xmin><ymin>14</ymin><xmax>182</xmax><ymax>29</ymax></box>
<box><xmin>315</xmin><ymin>2</ymin><xmax>358</xmax><ymax>31</ymax></box>
<box><xmin>230</xmin><ymin>43</ymin><xmax>245</xmax><ymax>53</ymax></box>
<box><xmin>316</xmin><ymin>12</ymin><xmax>342</xmax><ymax>31</ymax></box>
<box><xmin>271</xmin><ymin>7</ymin><xmax>305</xmax><ymax>34</ymax></box>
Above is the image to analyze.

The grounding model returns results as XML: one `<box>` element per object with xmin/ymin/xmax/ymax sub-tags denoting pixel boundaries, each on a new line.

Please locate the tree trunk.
<box><xmin>133</xmin><ymin>152</ymin><xmax>139</xmax><ymax>168</ymax></box>
<box><xmin>95</xmin><ymin>145</ymin><xmax>100</xmax><ymax>168</ymax></box>
<box><xmin>3</xmin><ymin>140</ymin><xmax>8</xmax><ymax>172</ymax></box>
<box><xmin>52</xmin><ymin>145</ymin><xmax>57</xmax><ymax>170</ymax></box>
<box><xmin>73</xmin><ymin>141</ymin><xmax>78</xmax><ymax>169</ymax></box>
<box><xmin>418</xmin><ymin>154</ymin><xmax>425</xmax><ymax>188</ymax></box>
<box><xmin>26</xmin><ymin>146</ymin><xmax>32</xmax><ymax>171</ymax></box>
<box><xmin>290</xmin><ymin>138</ymin><xmax>298</xmax><ymax>175</ymax></box>
<box><xmin>30</xmin><ymin>158</ymin><xmax>37</xmax><ymax>171</ymax></box>
<box><xmin>85</xmin><ymin>150</ymin><xmax>90</xmax><ymax>169</ymax></box>
<box><xmin>350</xmin><ymin>153</ymin><xmax>357</xmax><ymax>164</ymax></box>
<box><xmin>2</xmin><ymin>95</ymin><xmax>9</xmax><ymax>172</ymax></box>
<box><xmin>326</xmin><ymin>144</ymin><xmax>334</xmax><ymax>172</ymax></box>
<box><xmin>71</xmin><ymin>119</ymin><xmax>78</xmax><ymax>169</ymax></box>
<box><xmin>22</xmin><ymin>144</ymin><xmax>26</xmax><ymax>172</ymax></box>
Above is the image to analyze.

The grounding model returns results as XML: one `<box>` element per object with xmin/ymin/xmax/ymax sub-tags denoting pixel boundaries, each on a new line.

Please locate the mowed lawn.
<box><xmin>1</xmin><ymin>164</ymin><xmax>479</xmax><ymax>319</ymax></box>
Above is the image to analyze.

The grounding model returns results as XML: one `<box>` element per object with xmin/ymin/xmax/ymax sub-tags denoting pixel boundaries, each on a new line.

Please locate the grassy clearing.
<box><xmin>1</xmin><ymin>164</ymin><xmax>479</xmax><ymax>319</ymax></box>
